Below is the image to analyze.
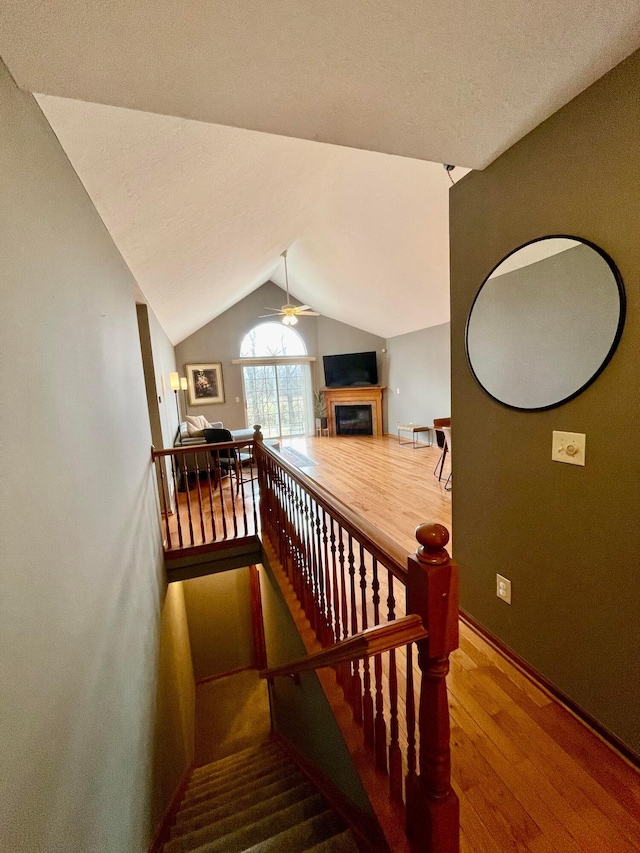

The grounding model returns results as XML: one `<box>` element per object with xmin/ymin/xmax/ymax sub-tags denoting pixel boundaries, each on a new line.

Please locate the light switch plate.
<box><xmin>552</xmin><ymin>431</ymin><xmax>586</xmax><ymax>466</ymax></box>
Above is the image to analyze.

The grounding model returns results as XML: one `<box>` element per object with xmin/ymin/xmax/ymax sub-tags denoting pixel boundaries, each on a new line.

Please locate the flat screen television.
<box><xmin>323</xmin><ymin>351</ymin><xmax>378</xmax><ymax>388</ymax></box>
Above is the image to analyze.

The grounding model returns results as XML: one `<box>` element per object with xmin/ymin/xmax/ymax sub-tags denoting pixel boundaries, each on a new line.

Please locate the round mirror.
<box><xmin>465</xmin><ymin>236</ymin><xmax>625</xmax><ymax>411</ymax></box>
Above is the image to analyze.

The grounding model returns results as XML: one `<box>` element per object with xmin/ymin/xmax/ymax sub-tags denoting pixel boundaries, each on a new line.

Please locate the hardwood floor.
<box><xmin>278</xmin><ymin>434</ymin><xmax>640</xmax><ymax>853</ymax></box>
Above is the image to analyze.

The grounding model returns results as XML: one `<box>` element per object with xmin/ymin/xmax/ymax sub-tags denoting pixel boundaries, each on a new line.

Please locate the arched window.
<box><xmin>240</xmin><ymin>322</ymin><xmax>307</xmax><ymax>358</ymax></box>
<box><xmin>238</xmin><ymin>323</ymin><xmax>312</xmax><ymax>438</ymax></box>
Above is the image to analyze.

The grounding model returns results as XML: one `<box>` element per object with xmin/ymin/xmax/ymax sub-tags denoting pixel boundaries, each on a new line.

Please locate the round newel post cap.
<box><xmin>252</xmin><ymin>424</ymin><xmax>264</xmax><ymax>442</ymax></box>
<box><xmin>415</xmin><ymin>522</ymin><xmax>450</xmax><ymax>565</ymax></box>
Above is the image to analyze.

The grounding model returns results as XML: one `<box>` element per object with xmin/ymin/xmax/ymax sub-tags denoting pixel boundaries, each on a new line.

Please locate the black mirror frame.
<box><xmin>465</xmin><ymin>234</ymin><xmax>626</xmax><ymax>412</ymax></box>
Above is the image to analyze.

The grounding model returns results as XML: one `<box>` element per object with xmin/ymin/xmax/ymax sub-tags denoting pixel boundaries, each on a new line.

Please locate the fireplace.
<box><xmin>323</xmin><ymin>386</ymin><xmax>385</xmax><ymax>437</ymax></box>
<box><xmin>335</xmin><ymin>404</ymin><xmax>373</xmax><ymax>436</ymax></box>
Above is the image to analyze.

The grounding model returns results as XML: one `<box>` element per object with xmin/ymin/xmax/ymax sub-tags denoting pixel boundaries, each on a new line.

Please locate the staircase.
<box><xmin>163</xmin><ymin>740</ymin><xmax>360</xmax><ymax>853</ymax></box>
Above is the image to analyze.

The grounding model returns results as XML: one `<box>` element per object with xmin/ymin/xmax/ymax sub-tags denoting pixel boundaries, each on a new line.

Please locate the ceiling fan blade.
<box><xmin>263</xmin><ymin>307</ymin><xmax>284</xmax><ymax>312</ymax></box>
<box><xmin>297</xmin><ymin>310</ymin><xmax>321</xmax><ymax>316</ymax></box>
<box><xmin>295</xmin><ymin>305</ymin><xmax>312</xmax><ymax>312</ymax></box>
<box><xmin>258</xmin><ymin>312</ymin><xmax>283</xmax><ymax>318</ymax></box>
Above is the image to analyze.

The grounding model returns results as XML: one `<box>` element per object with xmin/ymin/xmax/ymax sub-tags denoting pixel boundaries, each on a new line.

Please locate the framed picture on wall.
<box><xmin>185</xmin><ymin>363</ymin><xmax>225</xmax><ymax>406</ymax></box>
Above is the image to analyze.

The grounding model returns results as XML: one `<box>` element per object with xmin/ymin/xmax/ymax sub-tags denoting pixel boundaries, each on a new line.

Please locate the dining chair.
<box><xmin>203</xmin><ymin>427</ymin><xmax>252</xmax><ymax>493</ymax></box>
<box><xmin>442</xmin><ymin>426</ymin><xmax>452</xmax><ymax>491</ymax></box>
<box><xmin>433</xmin><ymin>417</ymin><xmax>451</xmax><ymax>480</ymax></box>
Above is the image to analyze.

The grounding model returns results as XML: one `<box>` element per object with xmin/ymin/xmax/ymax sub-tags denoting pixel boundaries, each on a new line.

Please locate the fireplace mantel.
<box><xmin>322</xmin><ymin>386</ymin><xmax>385</xmax><ymax>437</ymax></box>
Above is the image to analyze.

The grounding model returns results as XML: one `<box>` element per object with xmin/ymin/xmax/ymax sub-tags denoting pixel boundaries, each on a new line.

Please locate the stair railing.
<box><xmin>254</xmin><ymin>429</ymin><xmax>460</xmax><ymax>853</ymax></box>
<box><xmin>152</xmin><ymin>437</ymin><xmax>259</xmax><ymax>552</ymax></box>
<box><xmin>260</xmin><ymin>615</ymin><xmax>429</xmax><ymax>679</ymax></box>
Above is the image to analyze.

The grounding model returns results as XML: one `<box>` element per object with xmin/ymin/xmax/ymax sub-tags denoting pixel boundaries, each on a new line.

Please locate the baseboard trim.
<box><xmin>272</xmin><ymin>731</ymin><xmax>389</xmax><ymax>853</ymax></box>
<box><xmin>148</xmin><ymin>760</ymin><xmax>194</xmax><ymax>853</ymax></box>
<box><xmin>459</xmin><ymin>609</ymin><xmax>640</xmax><ymax>769</ymax></box>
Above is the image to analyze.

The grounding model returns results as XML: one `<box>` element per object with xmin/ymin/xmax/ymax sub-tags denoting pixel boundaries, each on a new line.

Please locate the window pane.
<box><xmin>240</xmin><ymin>323</ymin><xmax>307</xmax><ymax>357</ymax></box>
<box><xmin>242</xmin><ymin>365</ymin><xmax>280</xmax><ymax>438</ymax></box>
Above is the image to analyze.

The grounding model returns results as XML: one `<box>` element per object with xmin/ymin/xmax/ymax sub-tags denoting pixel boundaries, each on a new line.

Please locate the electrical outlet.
<box><xmin>235</xmin><ymin>396</ymin><xmax>240</xmax><ymax>403</ymax></box>
<box><xmin>497</xmin><ymin>574</ymin><xmax>511</xmax><ymax>605</ymax></box>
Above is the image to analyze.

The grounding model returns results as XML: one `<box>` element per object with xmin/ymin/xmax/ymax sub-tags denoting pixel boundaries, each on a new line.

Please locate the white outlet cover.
<box><xmin>552</xmin><ymin>431</ymin><xmax>586</xmax><ymax>466</ymax></box>
<box><xmin>496</xmin><ymin>574</ymin><xmax>512</xmax><ymax>605</ymax></box>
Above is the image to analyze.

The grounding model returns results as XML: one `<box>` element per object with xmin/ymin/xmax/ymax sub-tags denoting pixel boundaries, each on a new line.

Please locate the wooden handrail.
<box><xmin>259</xmin><ymin>615</ymin><xmax>428</xmax><ymax>680</ymax></box>
<box><xmin>152</xmin><ymin>438</ymin><xmax>251</xmax><ymax>458</ymax></box>
<box><xmin>256</xmin><ymin>439</ymin><xmax>408</xmax><ymax>582</ymax></box>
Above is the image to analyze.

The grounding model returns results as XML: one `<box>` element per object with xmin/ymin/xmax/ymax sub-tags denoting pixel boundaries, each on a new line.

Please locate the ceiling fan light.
<box><xmin>282</xmin><ymin>314</ymin><xmax>298</xmax><ymax>326</ymax></box>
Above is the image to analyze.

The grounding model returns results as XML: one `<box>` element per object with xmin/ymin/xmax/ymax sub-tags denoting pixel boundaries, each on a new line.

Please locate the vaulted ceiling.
<box><xmin>2</xmin><ymin>1</ymin><xmax>639</xmax><ymax>342</ymax></box>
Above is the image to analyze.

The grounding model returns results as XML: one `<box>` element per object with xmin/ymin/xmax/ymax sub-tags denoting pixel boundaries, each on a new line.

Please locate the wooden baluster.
<box><xmin>359</xmin><ymin>544</ymin><xmax>375</xmax><ymax>747</ymax></box>
<box><xmin>296</xmin><ymin>485</ymin><xmax>308</xmax><ymax>604</ymax></box>
<box><xmin>228</xmin><ymin>448</ymin><xmax>239</xmax><ymax>539</ymax></box>
<box><xmin>193</xmin><ymin>451</ymin><xmax>206</xmax><ymax>544</ymax></box>
<box><xmin>153</xmin><ymin>449</ymin><xmax>172</xmax><ymax>550</ymax></box>
<box><xmin>347</xmin><ymin>534</ymin><xmax>362</xmax><ymax>723</ymax></box>
<box><xmin>280</xmin><ymin>472</ymin><xmax>293</xmax><ymax>581</ymax></box>
<box><xmin>204</xmin><ymin>451</ymin><xmax>217</xmax><ymax>542</ymax></box>
<box><xmin>405</xmin><ymin>523</ymin><xmax>459</xmax><ymax>853</ymax></box>
<box><xmin>293</xmin><ymin>482</ymin><xmax>306</xmax><ymax>606</ymax></box>
<box><xmin>387</xmin><ymin>572</ymin><xmax>403</xmax><ymax>801</ymax></box>
<box><xmin>238</xmin><ymin>446</ymin><xmax>249</xmax><ymax>537</ymax></box>
<box><xmin>337</xmin><ymin>523</ymin><xmax>351</xmax><ymax>697</ymax></box>
<box><xmin>214</xmin><ymin>449</ymin><xmax>228</xmax><ymax>539</ymax></box>
<box><xmin>372</xmin><ymin>557</ymin><xmax>387</xmax><ymax>772</ymax></box>
<box><xmin>406</xmin><ymin>641</ymin><xmax>416</xmax><ymax>780</ymax></box>
<box><xmin>313</xmin><ymin>501</ymin><xmax>328</xmax><ymax>645</ymax></box>
<box><xmin>304</xmin><ymin>491</ymin><xmax>319</xmax><ymax>633</ymax></box>
<box><xmin>250</xmin><ymin>429</ymin><xmax>260</xmax><ymax>536</ymax></box>
<box><xmin>329</xmin><ymin>515</ymin><xmax>340</xmax><ymax>646</ymax></box>
<box><xmin>319</xmin><ymin>507</ymin><xmax>333</xmax><ymax>645</ymax></box>
<box><xmin>286</xmin><ymin>474</ymin><xmax>298</xmax><ymax>584</ymax></box>
<box><xmin>182</xmin><ymin>454</ymin><xmax>195</xmax><ymax>546</ymax></box>
<box><xmin>169</xmin><ymin>455</ymin><xmax>184</xmax><ymax>549</ymax></box>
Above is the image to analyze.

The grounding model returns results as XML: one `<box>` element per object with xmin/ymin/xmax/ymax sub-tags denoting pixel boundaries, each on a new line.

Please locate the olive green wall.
<box><xmin>450</xmin><ymin>50</ymin><xmax>640</xmax><ymax>755</ymax></box>
<box><xmin>182</xmin><ymin>569</ymin><xmax>255</xmax><ymax>681</ymax></box>
<box><xmin>151</xmin><ymin>583</ymin><xmax>196</xmax><ymax>835</ymax></box>
<box><xmin>259</xmin><ymin>561</ymin><xmax>373</xmax><ymax>814</ymax></box>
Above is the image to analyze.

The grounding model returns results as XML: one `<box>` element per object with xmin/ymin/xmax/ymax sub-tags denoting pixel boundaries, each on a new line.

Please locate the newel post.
<box><xmin>405</xmin><ymin>523</ymin><xmax>460</xmax><ymax>853</ymax></box>
<box><xmin>252</xmin><ymin>424</ymin><xmax>267</xmax><ymax>531</ymax></box>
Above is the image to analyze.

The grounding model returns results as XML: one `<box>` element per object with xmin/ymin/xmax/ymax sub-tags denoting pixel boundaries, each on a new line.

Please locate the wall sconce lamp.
<box><xmin>169</xmin><ymin>372</ymin><xmax>182</xmax><ymax>444</ymax></box>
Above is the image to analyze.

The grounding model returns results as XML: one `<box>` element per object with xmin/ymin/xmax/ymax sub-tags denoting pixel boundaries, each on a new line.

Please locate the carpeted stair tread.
<box><xmin>180</xmin><ymin>795</ymin><xmax>327</xmax><ymax>853</ymax></box>
<box><xmin>183</xmin><ymin>755</ymin><xmax>295</xmax><ymax>805</ymax></box>
<box><xmin>190</xmin><ymin>742</ymin><xmax>281</xmax><ymax>786</ymax></box>
<box><xmin>241</xmin><ymin>809</ymin><xmax>346</xmax><ymax>853</ymax></box>
<box><xmin>171</xmin><ymin>770</ymin><xmax>306</xmax><ymax>838</ymax></box>
<box><xmin>174</xmin><ymin>767</ymin><xmax>306</xmax><ymax>826</ymax></box>
<box><xmin>177</xmin><ymin>764</ymin><xmax>301</xmax><ymax>820</ymax></box>
<box><xmin>166</xmin><ymin>781</ymin><xmax>316</xmax><ymax>851</ymax></box>
<box><xmin>191</xmin><ymin>743</ymin><xmax>278</xmax><ymax>781</ymax></box>
<box><xmin>187</xmin><ymin>748</ymin><xmax>290</xmax><ymax>790</ymax></box>
<box><xmin>303</xmin><ymin>829</ymin><xmax>361</xmax><ymax>853</ymax></box>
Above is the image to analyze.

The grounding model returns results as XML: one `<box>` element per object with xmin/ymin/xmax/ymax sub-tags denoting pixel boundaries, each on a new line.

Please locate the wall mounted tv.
<box><xmin>323</xmin><ymin>351</ymin><xmax>378</xmax><ymax>388</ymax></box>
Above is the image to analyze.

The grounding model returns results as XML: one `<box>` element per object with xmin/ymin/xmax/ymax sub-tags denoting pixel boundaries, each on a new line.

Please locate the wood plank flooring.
<box><xmin>278</xmin><ymin>435</ymin><xmax>640</xmax><ymax>853</ymax></box>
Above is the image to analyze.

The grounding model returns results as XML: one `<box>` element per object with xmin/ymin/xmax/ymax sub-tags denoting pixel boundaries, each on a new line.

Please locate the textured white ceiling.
<box><xmin>37</xmin><ymin>96</ymin><xmax>455</xmax><ymax>342</ymax></box>
<box><xmin>4</xmin><ymin>2</ymin><xmax>639</xmax><ymax>343</ymax></box>
<box><xmin>2</xmin><ymin>1</ymin><xmax>640</xmax><ymax>169</ymax></box>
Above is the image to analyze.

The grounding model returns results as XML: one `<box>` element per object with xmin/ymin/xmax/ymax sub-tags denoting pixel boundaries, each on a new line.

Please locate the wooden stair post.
<box><xmin>405</xmin><ymin>523</ymin><xmax>460</xmax><ymax>853</ymax></box>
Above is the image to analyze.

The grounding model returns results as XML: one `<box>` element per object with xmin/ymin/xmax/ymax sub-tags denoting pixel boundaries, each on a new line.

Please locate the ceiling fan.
<box><xmin>260</xmin><ymin>249</ymin><xmax>320</xmax><ymax>325</ymax></box>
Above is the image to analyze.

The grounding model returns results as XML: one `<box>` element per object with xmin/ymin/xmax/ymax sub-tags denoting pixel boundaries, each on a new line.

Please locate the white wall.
<box><xmin>147</xmin><ymin>304</ymin><xmax>181</xmax><ymax>447</ymax></box>
<box><xmin>0</xmin><ymin>61</ymin><xmax>190</xmax><ymax>851</ymax></box>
